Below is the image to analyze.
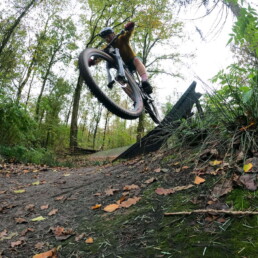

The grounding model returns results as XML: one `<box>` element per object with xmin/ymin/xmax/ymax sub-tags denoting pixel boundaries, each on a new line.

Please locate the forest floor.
<box><xmin>1</xmin><ymin>145</ymin><xmax>258</xmax><ymax>258</ymax></box>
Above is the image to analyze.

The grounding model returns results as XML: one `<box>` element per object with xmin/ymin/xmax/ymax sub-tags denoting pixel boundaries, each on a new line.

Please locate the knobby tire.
<box><xmin>79</xmin><ymin>48</ymin><xmax>143</xmax><ymax>120</ymax></box>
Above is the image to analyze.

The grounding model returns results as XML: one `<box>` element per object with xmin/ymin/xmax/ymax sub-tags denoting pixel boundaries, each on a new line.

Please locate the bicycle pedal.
<box><xmin>107</xmin><ymin>80</ymin><xmax>115</xmax><ymax>89</ymax></box>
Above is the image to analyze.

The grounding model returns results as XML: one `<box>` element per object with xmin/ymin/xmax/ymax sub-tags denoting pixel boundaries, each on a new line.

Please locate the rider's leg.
<box><xmin>133</xmin><ymin>57</ymin><xmax>153</xmax><ymax>94</ymax></box>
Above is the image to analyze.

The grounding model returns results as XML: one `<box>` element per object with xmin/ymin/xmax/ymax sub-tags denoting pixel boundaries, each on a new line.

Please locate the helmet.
<box><xmin>99</xmin><ymin>27</ymin><xmax>114</xmax><ymax>38</ymax></box>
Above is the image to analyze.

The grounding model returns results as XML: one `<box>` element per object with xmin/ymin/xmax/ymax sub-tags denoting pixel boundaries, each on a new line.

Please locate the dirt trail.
<box><xmin>0</xmin><ymin>152</ymin><xmax>165</xmax><ymax>257</ymax></box>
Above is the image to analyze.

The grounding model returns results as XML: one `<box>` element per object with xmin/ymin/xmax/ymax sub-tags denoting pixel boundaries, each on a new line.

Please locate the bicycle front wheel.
<box><xmin>79</xmin><ymin>48</ymin><xmax>143</xmax><ymax>120</ymax></box>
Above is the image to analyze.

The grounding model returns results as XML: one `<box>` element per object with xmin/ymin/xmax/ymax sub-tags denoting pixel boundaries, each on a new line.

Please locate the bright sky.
<box><xmin>154</xmin><ymin>2</ymin><xmax>236</xmax><ymax>106</ymax></box>
<box><xmin>154</xmin><ymin>0</ymin><xmax>258</xmax><ymax>107</ymax></box>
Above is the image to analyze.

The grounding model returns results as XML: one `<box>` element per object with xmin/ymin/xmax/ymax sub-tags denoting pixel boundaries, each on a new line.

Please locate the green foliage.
<box><xmin>228</xmin><ymin>4</ymin><xmax>258</xmax><ymax>57</ymax></box>
<box><xmin>0</xmin><ymin>97</ymin><xmax>37</xmax><ymax>145</ymax></box>
<box><xmin>0</xmin><ymin>145</ymin><xmax>60</xmax><ymax>165</ymax></box>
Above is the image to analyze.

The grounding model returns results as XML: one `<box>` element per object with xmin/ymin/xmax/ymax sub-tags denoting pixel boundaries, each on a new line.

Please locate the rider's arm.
<box><xmin>121</xmin><ymin>22</ymin><xmax>135</xmax><ymax>41</ymax></box>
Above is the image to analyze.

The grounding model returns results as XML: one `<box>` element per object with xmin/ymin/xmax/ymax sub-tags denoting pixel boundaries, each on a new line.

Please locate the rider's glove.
<box><xmin>124</xmin><ymin>22</ymin><xmax>135</xmax><ymax>31</ymax></box>
<box><xmin>88</xmin><ymin>59</ymin><xmax>95</xmax><ymax>67</ymax></box>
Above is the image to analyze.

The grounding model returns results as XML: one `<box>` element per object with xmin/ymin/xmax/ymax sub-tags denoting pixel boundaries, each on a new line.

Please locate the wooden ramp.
<box><xmin>114</xmin><ymin>81</ymin><xmax>202</xmax><ymax>161</ymax></box>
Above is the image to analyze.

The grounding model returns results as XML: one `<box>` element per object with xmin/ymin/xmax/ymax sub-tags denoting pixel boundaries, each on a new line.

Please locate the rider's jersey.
<box><xmin>112</xmin><ymin>29</ymin><xmax>136</xmax><ymax>64</ymax></box>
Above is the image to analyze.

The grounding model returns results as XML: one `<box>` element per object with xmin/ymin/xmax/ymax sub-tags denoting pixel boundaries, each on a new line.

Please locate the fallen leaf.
<box><xmin>75</xmin><ymin>233</ymin><xmax>86</xmax><ymax>242</ymax></box>
<box><xmin>0</xmin><ymin>231</ymin><xmax>18</xmax><ymax>241</ymax></box>
<box><xmin>85</xmin><ymin>237</ymin><xmax>94</xmax><ymax>244</ymax></box>
<box><xmin>33</xmin><ymin>248</ymin><xmax>57</xmax><ymax>258</ymax></box>
<box><xmin>48</xmin><ymin>209</ymin><xmax>58</xmax><ymax>216</ymax></box>
<box><xmin>239</xmin><ymin>174</ymin><xmax>257</xmax><ymax>191</ymax></box>
<box><xmin>155</xmin><ymin>188</ymin><xmax>174</xmax><ymax>195</ymax></box>
<box><xmin>64</xmin><ymin>173</ymin><xmax>70</xmax><ymax>177</ymax></box>
<box><xmin>243</xmin><ymin>163</ymin><xmax>253</xmax><ymax>173</ymax></box>
<box><xmin>34</xmin><ymin>242</ymin><xmax>45</xmax><ymax>250</ymax></box>
<box><xmin>144</xmin><ymin>177</ymin><xmax>156</xmax><ymax>184</ymax></box>
<box><xmin>0</xmin><ymin>229</ymin><xmax>7</xmax><ymax>239</ymax></box>
<box><xmin>13</xmin><ymin>189</ymin><xmax>26</xmax><ymax>194</ymax></box>
<box><xmin>55</xmin><ymin>195</ymin><xmax>64</xmax><ymax>201</ymax></box>
<box><xmin>182</xmin><ymin>166</ymin><xmax>189</xmax><ymax>170</ymax></box>
<box><xmin>32</xmin><ymin>181</ymin><xmax>40</xmax><ymax>185</ymax></box>
<box><xmin>119</xmin><ymin>197</ymin><xmax>141</xmax><ymax>208</ymax></box>
<box><xmin>15</xmin><ymin>217</ymin><xmax>27</xmax><ymax>224</ymax></box>
<box><xmin>209</xmin><ymin>160</ymin><xmax>222</xmax><ymax>166</ymax></box>
<box><xmin>105</xmin><ymin>188</ymin><xmax>119</xmax><ymax>196</ymax></box>
<box><xmin>11</xmin><ymin>240</ymin><xmax>23</xmax><ymax>248</ymax></box>
<box><xmin>194</xmin><ymin>176</ymin><xmax>206</xmax><ymax>185</ymax></box>
<box><xmin>211</xmin><ymin>179</ymin><xmax>233</xmax><ymax>198</ymax></box>
<box><xmin>25</xmin><ymin>204</ymin><xmax>35</xmax><ymax>211</ymax></box>
<box><xmin>0</xmin><ymin>190</ymin><xmax>6</xmax><ymax>194</ymax></box>
<box><xmin>21</xmin><ymin>228</ymin><xmax>34</xmax><ymax>236</ymax></box>
<box><xmin>91</xmin><ymin>204</ymin><xmax>102</xmax><ymax>210</ymax></box>
<box><xmin>123</xmin><ymin>184</ymin><xmax>139</xmax><ymax>190</ymax></box>
<box><xmin>31</xmin><ymin>216</ymin><xmax>46</xmax><ymax>222</ymax></box>
<box><xmin>93</xmin><ymin>192</ymin><xmax>101</xmax><ymax>196</ymax></box>
<box><xmin>103</xmin><ymin>204</ymin><xmax>119</xmax><ymax>212</ymax></box>
<box><xmin>116</xmin><ymin>195</ymin><xmax>126</xmax><ymax>205</ymax></box>
<box><xmin>154</xmin><ymin>168</ymin><xmax>161</xmax><ymax>173</ymax></box>
<box><xmin>40</xmin><ymin>204</ymin><xmax>49</xmax><ymax>210</ymax></box>
<box><xmin>51</xmin><ymin>226</ymin><xmax>74</xmax><ymax>241</ymax></box>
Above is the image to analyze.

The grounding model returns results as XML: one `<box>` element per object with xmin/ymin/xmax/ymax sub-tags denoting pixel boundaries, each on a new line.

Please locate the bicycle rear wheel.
<box><xmin>79</xmin><ymin>48</ymin><xmax>143</xmax><ymax>120</ymax></box>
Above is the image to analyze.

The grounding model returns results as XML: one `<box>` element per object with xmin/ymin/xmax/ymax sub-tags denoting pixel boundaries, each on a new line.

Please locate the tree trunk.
<box><xmin>35</xmin><ymin>44</ymin><xmax>61</xmax><ymax>120</ymax></box>
<box><xmin>136</xmin><ymin>113</ymin><xmax>145</xmax><ymax>142</ymax></box>
<box><xmin>70</xmin><ymin>75</ymin><xmax>84</xmax><ymax>151</ymax></box>
<box><xmin>25</xmin><ymin>70</ymin><xmax>35</xmax><ymax>108</ymax></box>
<box><xmin>0</xmin><ymin>0</ymin><xmax>38</xmax><ymax>55</ymax></box>
<box><xmin>17</xmin><ymin>58</ymin><xmax>35</xmax><ymax>101</ymax></box>
<box><xmin>92</xmin><ymin>105</ymin><xmax>103</xmax><ymax>149</ymax></box>
<box><xmin>101</xmin><ymin>111</ymin><xmax>111</xmax><ymax>150</ymax></box>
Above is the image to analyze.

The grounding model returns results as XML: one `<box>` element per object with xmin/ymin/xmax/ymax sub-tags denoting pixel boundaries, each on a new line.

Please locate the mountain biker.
<box><xmin>89</xmin><ymin>22</ymin><xmax>153</xmax><ymax>95</ymax></box>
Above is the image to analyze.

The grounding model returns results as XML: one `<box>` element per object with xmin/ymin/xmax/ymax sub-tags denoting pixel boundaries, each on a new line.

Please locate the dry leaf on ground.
<box><xmin>105</xmin><ymin>188</ymin><xmax>119</xmax><ymax>196</ymax></box>
<box><xmin>209</xmin><ymin>160</ymin><xmax>222</xmax><ymax>166</ymax></box>
<box><xmin>34</xmin><ymin>242</ymin><xmax>45</xmax><ymax>250</ymax></box>
<box><xmin>11</xmin><ymin>240</ymin><xmax>23</xmax><ymax>248</ymax></box>
<box><xmin>48</xmin><ymin>209</ymin><xmax>58</xmax><ymax>216</ymax></box>
<box><xmin>243</xmin><ymin>163</ymin><xmax>253</xmax><ymax>172</ymax></box>
<box><xmin>155</xmin><ymin>188</ymin><xmax>174</xmax><ymax>195</ymax></box>
<box><xmin>85</xmin><ymin>237</ymin><xmax>94</xmax><ymax>244</ymax></box>
<box><xmin>103</xmin><ymin>204</ymin><xmax>119</xmax><ymax>212</ymax></box>
<box><xmin>123</xmin><ymin>184</ymin><xmax>139</xmax><ymax>190</ymax></box>
<box><xmin>15</xmin><ymin>218</ymin><xmax>27</xmax><ymax>224</ymax></box>
<box><xmin>21</xmin><ymin>228</ymin><xmax>34</xmax><ymax>236</ymax></box>
<box><xmin>91</xmin><ymin>204</ymin><xmax>102</xmax><ymax>210</ymax></box>
<box><xmin>25</xmin><ymin>204</ymin><xmax>35</xmax><ymax>211</ymax></box>
<box><xmin>55</xmin><ymin>195</ymin><xmax>64</xmax><ymax>201</ymax></box>
<box><xmin>51</xmin><ymin>226</ymin><xmax>75</xmax><ymax>241</ymax></box>
<box><xmin>31</xmin><ymin>216</ymin><xmax>46</xmax><ymax>222</ymax></box>
<box><xmin>119</xmin><ymin>197</ymin><xmax>141</xmax><ymax>208</ymax></box>
<box><xmin>144</xmin><ymin>177</ymin><xmax>156</xmax><ymax>184</ymax></box>
<box><xmin>40</xmin><ymin>204</ymin><xmax>49</xmax><ymax>210</ymax></box>
<box><xmin>239</xmin><ymin>174</ymin><xmax>257</xmax><ymax>191</ymax></box>
<box><xmin>13</xmin><ymin>189</ymin><xmax>26</xmax><ymax>194</ymax></box>
<box><xmin>211</xmin><ymin>179</ymin><xmax>233</xmax><ymax>198</ymax></box>
<box><xmin>194</xmin><ymin>176</ymin><xmax>206</xmax><ymax>185</ymax></box>
<box><xmin>33</xmin><ymin>248</ymin><xmax>57</xmax><ymax>258</ymax></box>
<box><xmin>0</xmin><ymin>229</ymin><xmax>8</xmax><ymax>239</ymax></box>
<box><xmin>75</xmin><ymin>233</ymin><xmax>86</xmax><ymax>242</ymax></box>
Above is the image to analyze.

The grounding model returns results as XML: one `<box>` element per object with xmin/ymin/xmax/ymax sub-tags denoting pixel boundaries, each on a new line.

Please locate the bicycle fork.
<box><xmin>106</xmin><ymin>48</ymin><xmax>127</xmax><ymax>88</ymax></box>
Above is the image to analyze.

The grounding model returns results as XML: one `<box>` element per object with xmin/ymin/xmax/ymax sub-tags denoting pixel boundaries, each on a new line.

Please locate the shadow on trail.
<box><xmin>114</xmin><ymin>81</ymin><xmax>202</xmax><ymax>161</ymax></box>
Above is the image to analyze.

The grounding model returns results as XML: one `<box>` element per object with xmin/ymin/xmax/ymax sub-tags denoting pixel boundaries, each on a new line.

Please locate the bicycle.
<box><xmin>78</xmin><ymin>30</ymin><xmax>161</xmax><ymax>124</ymax></box>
